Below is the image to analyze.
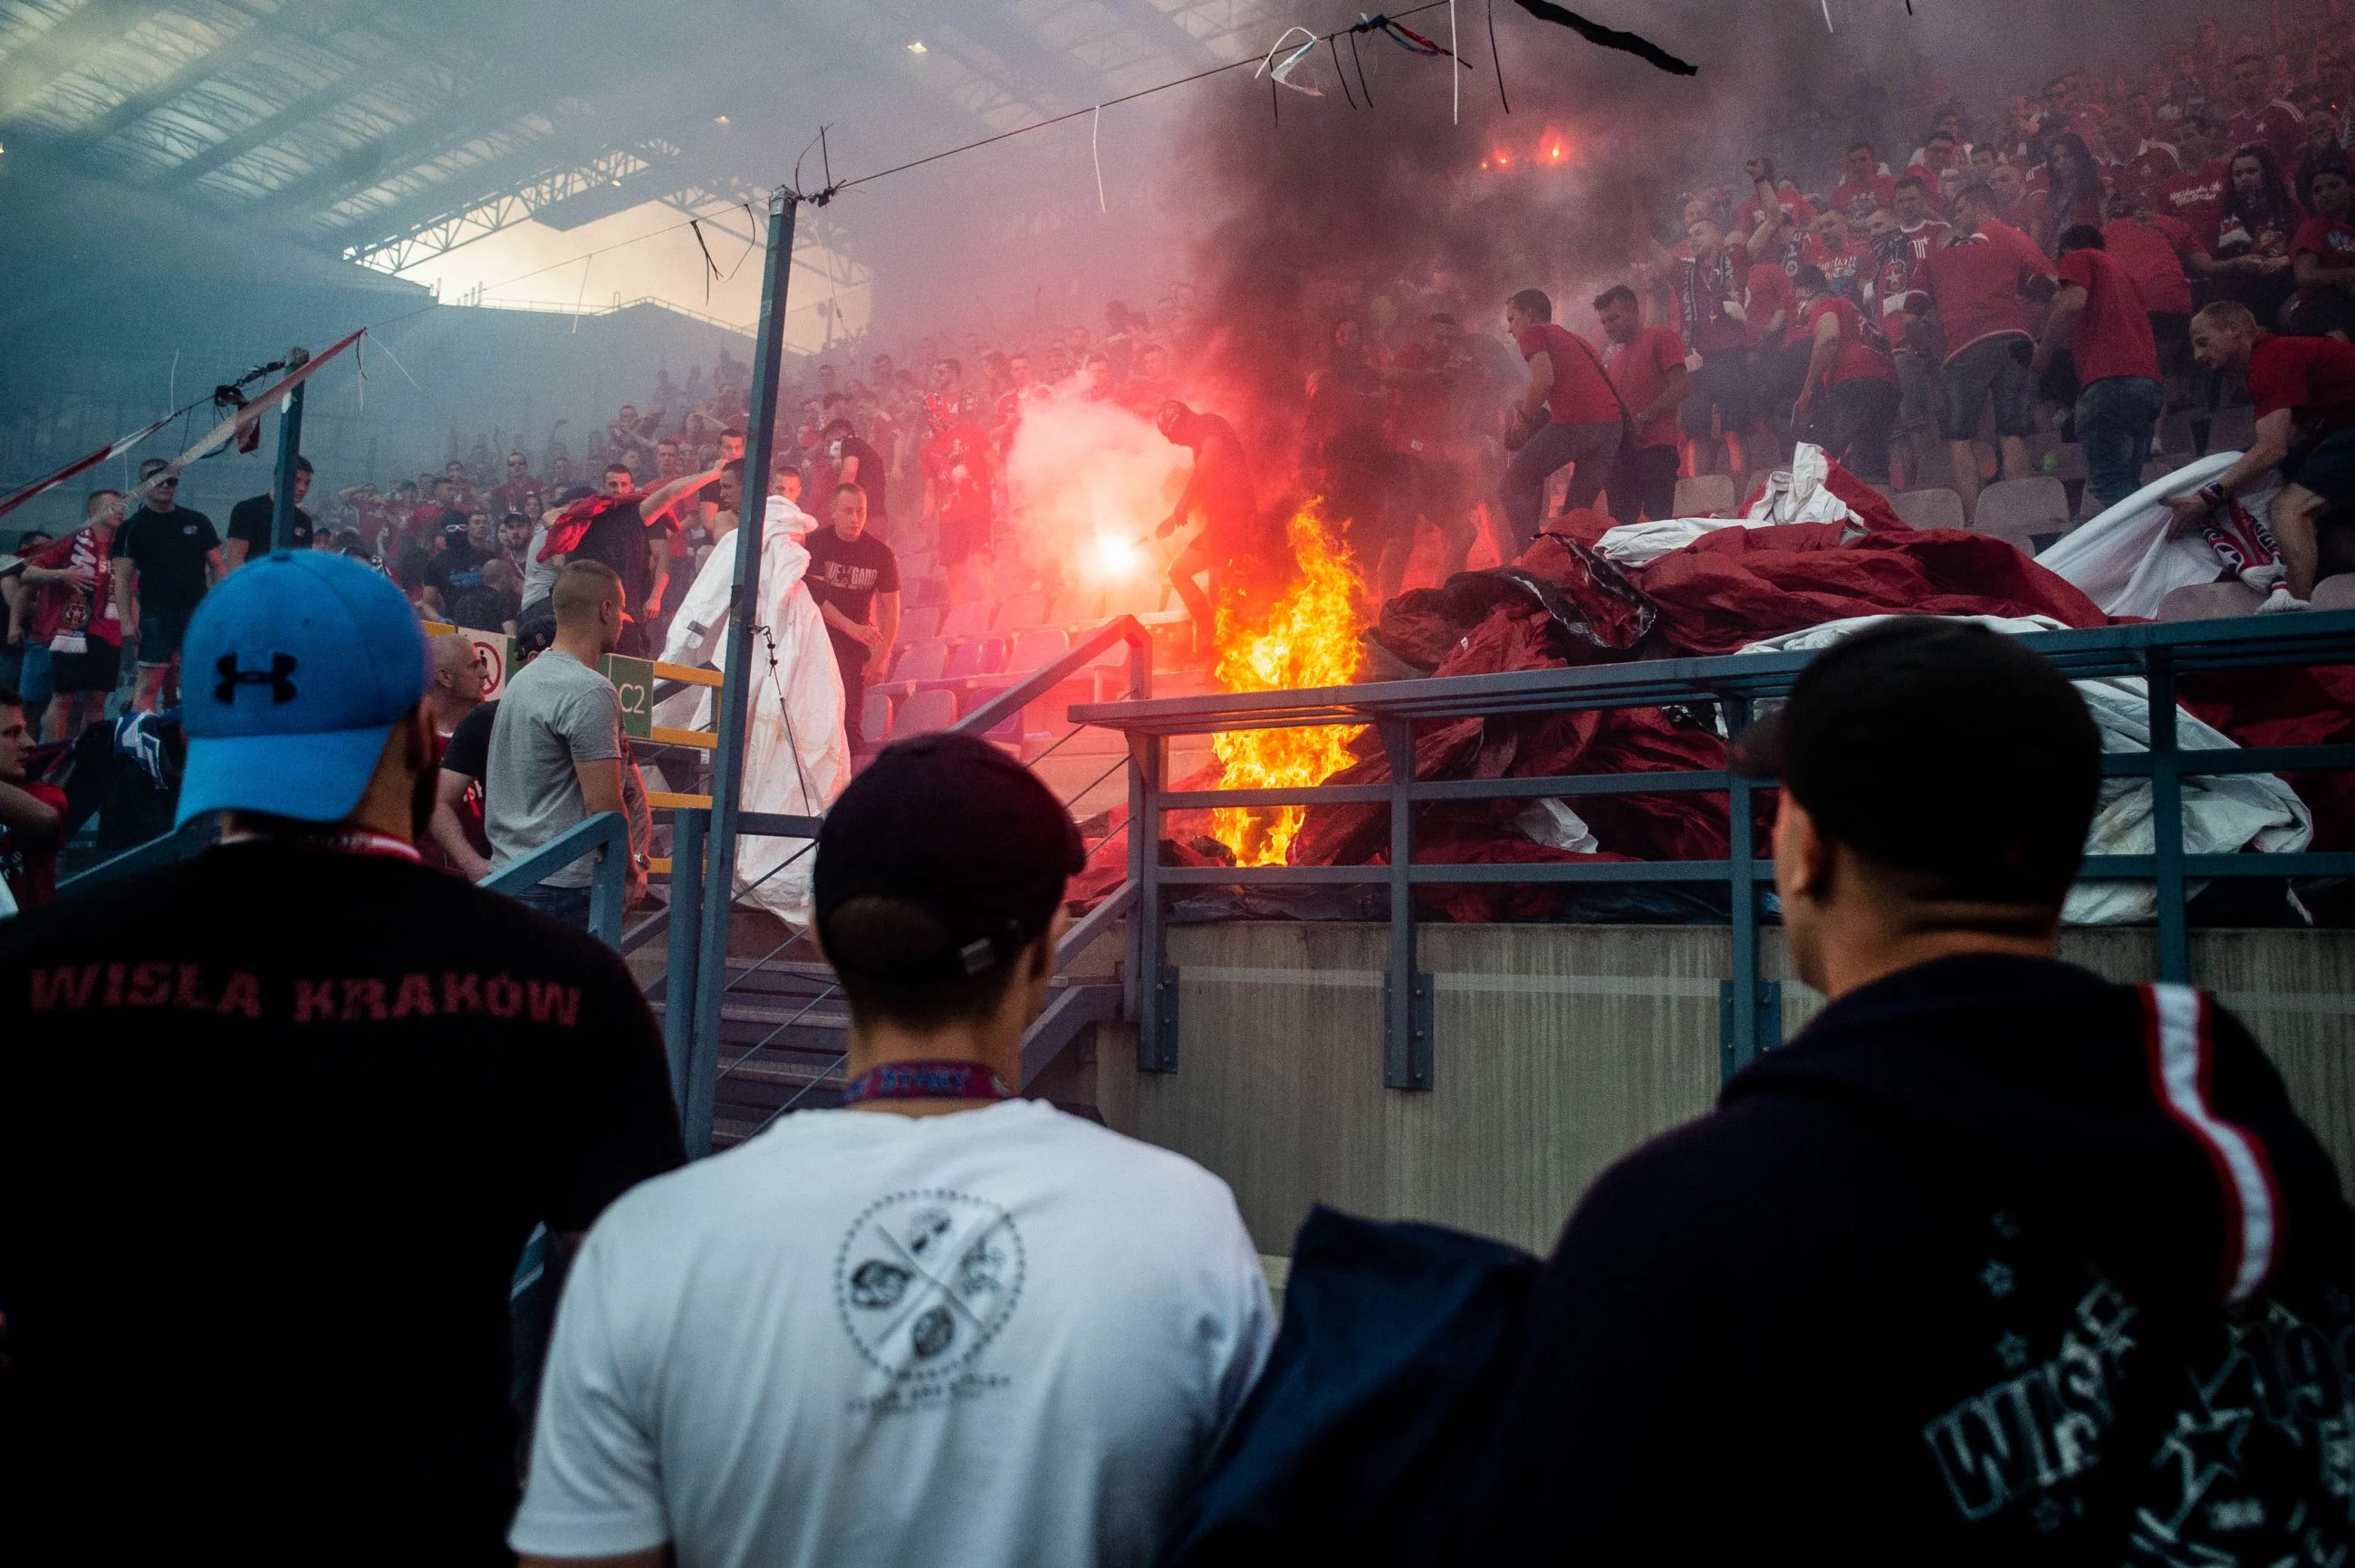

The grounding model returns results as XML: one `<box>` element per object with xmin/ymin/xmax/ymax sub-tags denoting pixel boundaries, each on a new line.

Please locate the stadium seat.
<box><xmin>1004</xmin><ymin>628</ymin><xmax>1069</xmax><ymax>674</ymax></box>
<box><xmin>903</xmin><ymin>576</ymin><xmax>947</xmax><ymax>610</ymax></box>
<box><xmin>860</xmin><ymin>689</ymin><xmax>891</xmax><ymax>745</ymax></box>
<box><xmin>939</xmin><ymin>601</ymin><xmax>994</xmax><ymax>639</ymax></box>
<box><xmin>888</xmin><ymin>640</ymin><xmax>947</xmax><ymax>685</ymax></box>
<box><xmin>1971</xmin><ymin>477</ymin><xmax>2072</xmax><ymax>553</ymax></box>
<box><xmin>944</xmin><ymin>636</ymin><xmax>1005</xmax><ymax>679</ymax></box>
<box><xmin>994</xmin><ymin>592</ymin><xmax>1049</xmax><ymax>632</ymax></box>
<box><xmin>897</xmin><ymin>605</ymin><xmax>941</xmax><ymax>644</ymax></box>
<box><xmin>1047</xmin><ymin>589</ymin><xmax>1104</xmax><ymax>628</ymax></box>
<box><xmin>2157</xmin><ymin>581</ymin><xmax>2266</xmax><ymax>620</ymax></box>
<box><xmin>2312</xmin><ymin>574</ymin><xmax>2355</xmax><ymax>611</ymax></box>
<box><xmin>1671</xmin><ymin>475</ymin><xmax>1737</xmax><ymax>517</ymax></box>
<box><xmin>889</xmin><ymin>688</ymin><xmax>956</xmax><ymax>737</ymax></box>
<box><xmin>1890</xmin><ymin>488</ymin><xmax>1966</xmax><ymax>532</ymax></box>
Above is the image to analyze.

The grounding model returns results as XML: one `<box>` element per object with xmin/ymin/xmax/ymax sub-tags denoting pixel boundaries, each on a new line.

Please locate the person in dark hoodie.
<box><xmin>1478</xmin><ymin>617</ymin><xmax>2355</xmax><ymax>1565</ymax></box>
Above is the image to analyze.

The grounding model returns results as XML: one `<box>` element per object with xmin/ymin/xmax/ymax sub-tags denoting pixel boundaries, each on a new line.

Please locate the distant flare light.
<box><xmin>1089</xmin><ymin>530</ymin><xmax>1144</xmax><ymax>581</ymax></box>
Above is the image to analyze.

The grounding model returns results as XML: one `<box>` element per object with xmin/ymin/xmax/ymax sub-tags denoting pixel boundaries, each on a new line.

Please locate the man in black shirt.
<box><xmin>113</xmin><ymin>456</ymin><xmax>222</xmax><ymax>713</ymax></box>
<box><xmin>0</xmin><ymin>552</ymin><xmax>684</xmax><ymax>1561</ymax></box>
<box><xmin>803</xmin><ymin>483</ymin><xmax>900</xmax><ymax>744</ymax></box>
<box><xmin>568</xmin><ymin>463</ymin><xmax>719</xmax><ymax>657</ymax></box>
<box><xmin>821</xmin><ymin>416</ymin><xmax>889</xmax><ymax>530</ymax></box>
<box><xmin>224</xmin><ymin>455</ymin><xmax>315</xmax><ymax>566</ymax></box>
<box><xmin>424</xmin><ymin>510</ymin><xmax>497</xmax><ymax>617</ymax></box>
<box><xmin>1478</xmin><ymin>619</ymin><xmax>2355</xmax><ymax>1564</ymax></box>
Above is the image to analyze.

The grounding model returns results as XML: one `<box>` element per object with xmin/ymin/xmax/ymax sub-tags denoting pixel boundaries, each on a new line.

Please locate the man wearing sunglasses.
<box><xmin>114</xmin><ymin>457</ymin><xmax>223</xmax><ymax>713</ymax></box>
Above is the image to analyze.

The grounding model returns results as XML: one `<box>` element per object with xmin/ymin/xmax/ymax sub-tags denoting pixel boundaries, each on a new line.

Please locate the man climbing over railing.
<box><xmin>0</xmin><ymin>551</ymin><xmax>686</xmax><ymax>1559</ymax></box>
<box><xmin>512</xmin><ymin>732</ymin><xmax>1269</xmax><ymax>1568</ymax></box>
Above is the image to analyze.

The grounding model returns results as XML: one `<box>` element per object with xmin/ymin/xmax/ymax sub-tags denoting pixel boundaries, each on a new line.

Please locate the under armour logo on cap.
<box><xmin>215</xmin><ymin>651</ymin><xmax>299</xmax><ymax>704</ymax></box>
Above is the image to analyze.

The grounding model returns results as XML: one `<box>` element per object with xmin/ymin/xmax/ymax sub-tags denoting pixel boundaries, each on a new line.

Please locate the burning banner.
<box><xmin>1209</xmin><ymin>511</ymin><xmax>1369</xmax><ymax>866</ymax></box>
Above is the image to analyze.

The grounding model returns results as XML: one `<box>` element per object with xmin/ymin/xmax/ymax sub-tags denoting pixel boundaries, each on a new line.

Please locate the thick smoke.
<box><xmin>1170</xmin><ymin>0</ymin><xmax>2268</xmax><ymax>459</ymax></box>
<box><xmin>1004</xmin><ymin>388</ymin><xmax>1187</xmax><ymax>610</ymax></box>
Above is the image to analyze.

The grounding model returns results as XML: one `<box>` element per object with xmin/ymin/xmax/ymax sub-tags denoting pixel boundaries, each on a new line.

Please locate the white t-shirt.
<box><xmin>511</xmin><ymin>1097</ymin><xmax>1274</xmax><ymax>1568</ymax></box>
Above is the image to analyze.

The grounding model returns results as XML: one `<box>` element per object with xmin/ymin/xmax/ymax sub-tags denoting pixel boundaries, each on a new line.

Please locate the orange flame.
<box><xmin>1208</xmin><ymin>512</ymin><xmax>1368</xmax><ymax>866</ymax></box>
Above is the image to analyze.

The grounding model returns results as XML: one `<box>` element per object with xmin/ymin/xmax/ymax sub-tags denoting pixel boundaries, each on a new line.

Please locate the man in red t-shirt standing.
<box><xmin>1501</xmin><ymin>287</ymin><xmax>1626</xmax><ymax>551</ymax></box>
<box><xmin>1917</xmin><ymin>184</ymin><xmax>2057</xmax><ymax>515</ymax></box>
<box><xmin>1593</xmin><ymin>284</ymin><xmax>1690</xmax><ymax>524</ymax></box>
<box><xmin>1664</xmin><ymin>216</ymin><xmax>1757</xmax><ymax>485</ymax></box>
<box><xmin>2033</xmin><ymin>227</ymin><xmax>2165</xmax><ymax>512</ymax></box>
<box><xmin>2225</xmin><ymin>52</ymin><xmax>2306</xmax><ymax>172</ymax></box>
<box><xmin>2168</xmin><ymin>300</ymin><xmax>2355</xmax><ymax>601</ymax></box>
<box><xmin>2105</xmin><ymin>191</ymin><xmax>2205</xmax><ymax>371</ymax></box>
<box><xmin>1790</xmin><ymin>265</ymin><xmax>1899</xmax><ymax>483</ymax></box>
<box><xmin>19</xmin><ymin>490</ymin><xmax>126</xmax><ymax>745</ymax></box>
<box><xmin>0</xmin><ymin>683</ymin><xmax>65</xmax><ymax>911</ymax></box>
<box><xmin>1830</xmin><ymin>141</ymin><xmax>1898</xmax><ymax>227</ymax></box>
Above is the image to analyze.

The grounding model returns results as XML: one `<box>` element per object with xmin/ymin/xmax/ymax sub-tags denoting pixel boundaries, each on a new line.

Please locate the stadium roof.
<box><xmin>0</xmin><ymin>0</ymin><xmax>1280</xmax><ymax>276</ymax></box>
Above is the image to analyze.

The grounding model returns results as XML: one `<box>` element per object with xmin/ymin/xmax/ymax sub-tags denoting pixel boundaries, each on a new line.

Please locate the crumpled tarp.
<box><xmin>1254</xmin><ymin>447</ymin><xmax>2346</xmax><ymax>925</ymax></box>
<box><xmin>2036</xmin><ymin>451</ymin><xmax>2293</xmax><ymax>619</ymax></box>
<box><xmin>1736</xmin><ymin>615</ymin><xmax>2312</xmax><ymax>924</ymax></box>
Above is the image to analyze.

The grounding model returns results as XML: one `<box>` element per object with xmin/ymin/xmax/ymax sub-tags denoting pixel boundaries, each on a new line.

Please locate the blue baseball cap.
<box><xmin>176</xmin><ymin>551</ymin><xmax>429</xmax><ymax>827</ymax></box>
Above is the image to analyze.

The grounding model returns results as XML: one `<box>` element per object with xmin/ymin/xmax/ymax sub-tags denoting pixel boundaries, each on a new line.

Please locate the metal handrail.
<box><xmin>954</xmin><ymin>614</ymin><xmax>1153</xmax><ymax>736</ymax></box>
<box><xmin>481</xmin><ymin>810</ymin><xmax>630</xmax><ymax>947</ymax></box>
<box><xmin>1075</xmin><ymin>610</ymin><xmax>2355</xmax><ymax>1092</ymax></box>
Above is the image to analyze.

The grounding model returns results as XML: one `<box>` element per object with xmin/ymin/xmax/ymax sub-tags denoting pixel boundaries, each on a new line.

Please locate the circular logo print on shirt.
<box><xmin>834</xmin><ymin>1189</ymin><xmax>1024</xmax><ymax>1383</ymax></box>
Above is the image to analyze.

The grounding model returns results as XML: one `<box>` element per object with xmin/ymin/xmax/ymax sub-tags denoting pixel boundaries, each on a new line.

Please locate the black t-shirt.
<box><xmin>0</xmin><ymin>842</ymin><xmax>685</xmax><ymax>1558</ymax></box>
<box><xmin>831</xmin><ymin>435</ymin><xmax>889</xmax><ymax>519</ymax></box>
<box><xmin>116</xmin><ymin>505</ymin><xmax>220</xmax><ymax>608</ymax></box>
<box><xmin>573</xmin><ymin>500</ymin><xmax>672</xmax><ymax>620</ymax></box>
<box><xmin>427</xmin><ymin>538</ymin><xmax>495</xmax><ymax>597</ymax></box>
<box><xmin>226</xmin><ymin>493</ymin><xmax>313</xmax><ymax>555</ymax></box>
<box><xmin>447</xmin><ymin>584</ymin><xmax>520</xmax><ymax>633</ymax></box>
<box><xmin>803</xmin><ymin>526</ymin><xmax>899</xmax><ymax>629</ymax></box>
<box><xmin>442</xmin><ymin>698</ymin><xmax>497</xmax><ymax>781</ymax></box>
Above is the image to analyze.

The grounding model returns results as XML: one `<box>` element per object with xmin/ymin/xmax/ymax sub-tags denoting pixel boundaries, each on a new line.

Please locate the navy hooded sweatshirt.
<box><xmin>1480</xmin><ymin>953</ymin><xmax>2355</xmax><ymax>1564</ymax></box>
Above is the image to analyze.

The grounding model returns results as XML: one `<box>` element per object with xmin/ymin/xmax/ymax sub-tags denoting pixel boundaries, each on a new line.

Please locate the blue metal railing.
<box><xmin>479</xmin><ymin>810</ymin><xmax>630</xmax><ymax>948</ymax></box>
<box><xmin>1070</xmin><ymin>609</ymin><xmax>2355</xmax><ymax>1092</ymax></box>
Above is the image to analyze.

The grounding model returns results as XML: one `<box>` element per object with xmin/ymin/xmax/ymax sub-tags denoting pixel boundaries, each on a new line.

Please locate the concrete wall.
<box><xmin>1083</xmin><ymin>922</ymin><xmax>2355</xmax><ymax>1257</ymax></box>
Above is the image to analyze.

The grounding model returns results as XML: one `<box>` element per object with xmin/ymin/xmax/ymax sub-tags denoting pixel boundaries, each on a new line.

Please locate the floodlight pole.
<box><xmin>687</xmin><ymin>187</ymin><xmax>798</xmax><ymax>1155</ymax></box>
<box><xmin>270</xmin><ymin>347</ymin><xmax>310</xmax><ymax>553</ymax></box>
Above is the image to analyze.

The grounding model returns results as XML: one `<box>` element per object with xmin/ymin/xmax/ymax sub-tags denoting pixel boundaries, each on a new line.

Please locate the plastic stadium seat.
<box><xmin>897</xmin><ymin>605</ymin><xmax>941</xmax><ymax>644</ymax></box>
<box><xmin>994</xmin><ymin>592</ymin><xmax>1049</xmax><ymax>632</ymax></box>
<box><xmin>2158</xmin><ymin>581</ymin><xmax>2266</xmax><ymax>620</ymax></box>
<box><xmin>1891</xmin><ymin>488</ymin><xmax>1966</xmax><ymax>532</ymax></box>
<box><xmin>944</xmin><ymin>636</ymin><xmax>1005</xmax><ymax>679</ymax></box>
<box><xmin>1004</xmin><ymin>628</ymin><xmax>1070</xmax><ymax>674</ymax></box>
<box><xmin>903</xmin><ymin>577</ymin><xmax>947</xmax><ymax>610</ymax></box>
<box><xmin>889</xmin><ymin>689</ymin><xmax>956</xmax><ymax>737</ymax></box>
<box><xmin>859</xmin><ymin>690</ymin><xmax>891</xmax><ymax>746</ymax></box>
<box><xmin>940</xmin><ymin>601</ymin><xmax>994</xmax><ymax>640</ymax></box>
<box><xmin>888</xmin><ymin>640</ymin><xmax>947</xmax><ymax>685</ymax></box>
<box><xmin>1671</xmin><ymin>475</ymin><xmax>1737</xmax><ymax>517</ymax></box>
<box><xmin>1970</xmin><ymin>477</ymin><xmax>2073</xmax><ymax>553</ymax></box>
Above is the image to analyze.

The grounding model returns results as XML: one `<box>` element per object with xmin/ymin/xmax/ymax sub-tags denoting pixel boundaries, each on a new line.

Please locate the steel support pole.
<box><xmin>270</xmin><ymin>361</ymin><xmax>308</xmax><ymax>553</ymax></box>
<box><xmin>688</xmin><ymin>189</ymin><xmax>796</xmax><ymax>1154</ymax></box>
<box><xmin>1379</xmin><ymin>717</ymin><xmax>1430</xmax><ymax>1089</ymax></box>
<box><xmin>1723</xmin><ymin>695</ymin><xmax>1761</xmax><ymax>1080</ymax></box>
<box><xmin>2148</xmin><ymin>650</ymin><xmax>2190</xmax><ymax>982</ymax></box>
<box><xmin>666</xmin><ymin>808</ymin><xmax>706</xmax><ymax>1120</ymax></box>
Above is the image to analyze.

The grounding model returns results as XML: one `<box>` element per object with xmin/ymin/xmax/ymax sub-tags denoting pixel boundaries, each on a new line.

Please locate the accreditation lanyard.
<box><xmin>220</xmin><ymin>826</ymin><xmax>423</xmax><ymax>864</ymax></box>
<box><xmin>841</xmin><ymin>1060</ymin><xmax>1014</xmax><ymax>1106</ymax></box>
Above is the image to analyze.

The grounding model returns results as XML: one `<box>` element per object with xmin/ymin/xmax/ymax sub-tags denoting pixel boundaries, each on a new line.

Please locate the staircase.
<box><xmin>632</xmin><ymin>613</ymin><xmax>1172</xmax><ymax>1151</ymax></box>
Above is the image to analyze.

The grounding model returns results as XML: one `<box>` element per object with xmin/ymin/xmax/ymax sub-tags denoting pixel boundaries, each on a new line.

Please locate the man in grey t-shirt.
<box><xmin>488</xmin><ymin>560</ymin><xmax>630</xmax><ymax>928</ymax></box>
